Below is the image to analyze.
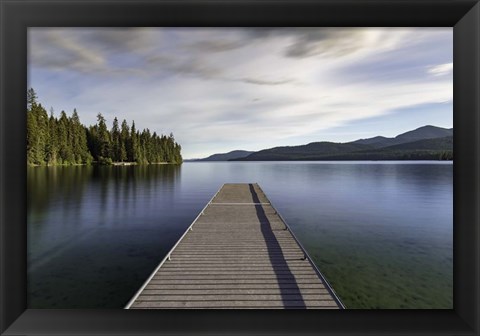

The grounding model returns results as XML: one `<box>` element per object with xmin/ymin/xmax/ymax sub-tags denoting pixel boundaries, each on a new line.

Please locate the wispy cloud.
<box><xmin>428</xmin><ymin>62</ymin><xmax>453</xmax><ymax>76</ymax></box>
<box><xmin>284</xmin><ymin>28</ymin><xmax>375</xmax><ymax>58</ymax></box>
<box><xmin>187</xmin><ymin>39</ymin><xmax>246</xmax><ymax>53</ymax></box>
<box><xmin>29</xmin><ymin>27</ymin><xmax>453</xmax><ymax>159</ymax></box>
<box><xmin>29</xmin><ymin>30</ymin><xmax>106</xmax><ymax>72</ymax></box>
<box><xmin>238</xmin><ymin>77</ymin><xmax>294</xmax><ymax>86</ymax></box>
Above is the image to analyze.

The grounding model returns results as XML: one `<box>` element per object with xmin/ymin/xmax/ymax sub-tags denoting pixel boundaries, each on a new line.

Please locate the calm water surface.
<box><xmin>27</xmin><ymin>162</ymin><xmax>452</xmax><ymax>308</ymax></box>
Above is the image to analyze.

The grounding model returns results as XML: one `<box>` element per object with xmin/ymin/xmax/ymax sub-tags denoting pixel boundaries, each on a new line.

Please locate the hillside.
<box><xmin>190</xmin><ymin>125</ymin><xmax>453</xmax><ymax>162</ymax></box>
<box><xmin>237</xmin><ymin>142</ymin><xmax>372</xmax><ymax>161</ymax></box>
<box><xmin>309</xmin><ymin>136</ymin><xmax>453</xmax><ymax>161</ymax></box>
<box><xmin>189</xmin><ymin>150</ymin><xmax>254</xmax><ymax>161</ymax></box>
<box><xmin>351</xmin><ymin>125</ymin><xmax>453</xmax><ymax>148</ymax></box>
<box><xmin>233</xmin><ymin>126</ymin><xmax>453</xmax><ymax>161</ymax></box>
<box><xmin>383</xmin><ymin>135</ymin><xmax>452</xmax><ymax>151</ymax></box>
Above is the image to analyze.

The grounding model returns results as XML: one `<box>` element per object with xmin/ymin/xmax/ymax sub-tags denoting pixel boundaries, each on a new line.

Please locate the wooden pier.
<box><xmin>126</xmin><ymin>183</ymin><xmax>344</xmax><ymax>309</ymax></box>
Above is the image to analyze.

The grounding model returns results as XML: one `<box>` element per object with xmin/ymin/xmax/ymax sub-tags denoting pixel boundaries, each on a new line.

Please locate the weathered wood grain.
<box><xmin>127</xmin><ymin>183</ymin><xmax>342</xmax><ymax>309</ymax></box>
<box><xmin>131</xmin><ymin>300</ymin><xmax>340</xmax><ymax>308</ymax></box>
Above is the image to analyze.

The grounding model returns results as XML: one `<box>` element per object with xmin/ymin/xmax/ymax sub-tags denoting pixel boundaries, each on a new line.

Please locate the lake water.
<box><xmin>27</xmin><ymin>161</ymin><xmax>453</xmax><ymax>309</ymax></box>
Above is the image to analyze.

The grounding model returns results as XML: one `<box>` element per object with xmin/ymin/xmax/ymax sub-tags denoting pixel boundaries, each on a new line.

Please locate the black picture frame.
<box><xmin>1</xmin><ymin>0</ymin><xmax>479</xmax><ymax>335</ymax></box>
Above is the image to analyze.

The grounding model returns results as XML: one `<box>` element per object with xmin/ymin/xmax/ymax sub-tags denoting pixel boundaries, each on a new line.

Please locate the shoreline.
<box><xmin>27</xmin><ymin>161</ymin><xmax>180</xmax><ymax>167</ymax></box>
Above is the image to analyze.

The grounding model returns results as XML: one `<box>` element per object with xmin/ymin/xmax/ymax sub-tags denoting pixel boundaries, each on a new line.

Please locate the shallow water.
<box><xmin>27</xmin><ymin>161</ymin><xmax>452</xmax><ymax>308</ymax></box>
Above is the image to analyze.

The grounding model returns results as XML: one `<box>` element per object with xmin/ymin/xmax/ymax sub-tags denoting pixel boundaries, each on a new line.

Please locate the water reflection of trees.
<box><xmin>28</xmin><ymin>166</ymin><xmax>93</xmax><ymax>216</ymax></box>
<box><xmin>28</xmin><ymin>164</ymin><xmax>182</xmax><ymax>219</ymax></box>
<box><xmin>28</xmin><ymin>164</ymin><xmax>183</xmax><ymax>308</ymax></box>
<box><xmin>95</xmin><ymin>165</ymin><xmax>182</xmax><ymax>220</ymax></box>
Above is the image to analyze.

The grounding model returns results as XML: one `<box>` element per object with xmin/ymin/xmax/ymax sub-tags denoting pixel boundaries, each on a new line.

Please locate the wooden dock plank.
<box><xmin>136</xmin><ymin>294</ymin><xmax>334</xmax><ymax>301</ymax></box>
<box><xmin>141</xmin><ymin>288</ymin><xmax>330</xmax><ymax>295</ymax></box>
<box><xmin>144</xmin><ymin>283</ymin><xmax>327</xmax><ymax>290</ymax></box>
<box><xmin>147</xmin><ymin>279</ymin><xmax>329</xmax><ymax>285</ymax></box>
<box><xmin>126</xmin><ymin>183</ymin><xmax>343</xmax><ymax>309</ymax></box>
<box><xmin>160</xmin><ymin>266</ymin><xmax>314</xmax><ymax>271</ymax></box>
<box><xmin>130</xmin><ymin>301</ymin><xmax>340</xmax><ymax>309</ymax></box>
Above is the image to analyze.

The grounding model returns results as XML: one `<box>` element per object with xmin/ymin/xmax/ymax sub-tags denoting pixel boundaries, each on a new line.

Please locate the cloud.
<box><xmin>284</xmin><ymin>28</ymin><xmax>369</xmax><ymax>58</ymax></box>
<box><xmin>239</xmin><ymin>28</ymin><xmax>409</xmax><ymax>59</ymax></box>
<box><xmin>29</xmin><ymin>30</ymin><xmax>106</xmax><ymax>72</ymax></box>
<box><xmin>146</xmin><ymin>54</ymin><xmax>222</xmax><ymax>79</ymax></box>
<box><xmin>29</xmin><ymin>28</ymin><xmax>453</xmax><ymax>159</ymax></box>
<box><xmin>84</xmin><ymin>28</ymin><xmax>157</xmax><ymax>54</ymax></box>
<box><xmin>188</xmin><ymin>39</ymin><xmax>246</xmax><ymax>53</ymax></box>
<box><xmin>319</xmin><ymin>29</ymin><xmax>452</xmax><ymax>85</ymax></box>
<box><xmin>238</xmin><ymin>77</ymin><xmax>294</xmax><ymax>86</ymax></box>
<box><xmin>29</xmin><ymin>28</ymin><xmax>159</xmax><ymax>74</ymax></box>
<box><xmin>428</xmin><ymin>63</ymin><xmax>453</xmax><ymax>76</ymax></box>
<box><xmin>30</xmin><ymin>28</ymin><xmax>239</xmax><ymax>81</ymax></box>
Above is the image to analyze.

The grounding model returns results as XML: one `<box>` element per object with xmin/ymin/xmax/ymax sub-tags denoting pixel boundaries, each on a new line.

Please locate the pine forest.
<box><xmin>26</xmin><ymin>89</ymin><xmax>183</xmax><ymax>166</ymax></box>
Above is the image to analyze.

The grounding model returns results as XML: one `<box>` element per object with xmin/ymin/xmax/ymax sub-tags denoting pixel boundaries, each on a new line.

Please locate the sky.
<box><xmin>28</xmin><ymin>28</ymin><xmax>453</xmax><ymax>159</ymax></box>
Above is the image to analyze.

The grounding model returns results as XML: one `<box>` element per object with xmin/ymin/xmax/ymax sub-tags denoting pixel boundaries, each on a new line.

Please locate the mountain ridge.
<box><xmin>188</xmin><ymin>125</ymin><xmax>453</xmax><ymax>161</ymax></box>
<box><xmin>186</xmin><ymin>150</ymin><xmax>254</xmax><ymax>162</ymax></box>
<box><xmin>351</xmin><ymin>125</ymin><xmax>453</xmax><ymax>148</ymax></box>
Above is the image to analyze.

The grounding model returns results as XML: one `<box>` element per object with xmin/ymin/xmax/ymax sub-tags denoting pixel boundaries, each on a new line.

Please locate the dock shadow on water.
<box><xmin>248</xmin><ymin>184</ymin><xmax>306</xmax><ymax>309</ymax></box>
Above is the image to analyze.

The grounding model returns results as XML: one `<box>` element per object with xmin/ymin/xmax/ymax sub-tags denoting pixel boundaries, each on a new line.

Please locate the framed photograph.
<box><xmin>1</xmin><ymin>0</ymin><xmax>479</xmax><ymax>335</ymax></box>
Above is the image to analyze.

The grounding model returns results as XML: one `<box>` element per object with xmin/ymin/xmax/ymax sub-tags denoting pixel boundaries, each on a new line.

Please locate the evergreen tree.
<box><xmin>58</xmin><ymin>111</ymin><xmax>74</xmax><ymax>164</ymax></box>
<box><xmin>129</xmin><ymin>121</ymin><xmax>138</xmax><ymax>162</ymax></box>
<box><xmin>26</xmin><ymin>89</ymin><xmax>183</xmax><ymax>166</ymax></box>
<box><xmin>26</xmin><ymin>100</ymin><xmax>49</xmax><ymax>165</ymax></box>
<box><xmin>120</xmin><ymin>120</ymin><xmax>129</xmax><ymax>162</ymax></box>
<box><xmin>26</xmin><ymin>105</ymin><xmax>38</xmax><ymax>165</ymax></box>
<box><xmin>71</xmin><ymin>109</ymin><xmax>92</xmax><ymax>164</ymax></box>
<box><xmin>111</xmin><ymin>117</ymin><xmax>121</xmax><ymax>162</ymax></box>
<box><xmin>86</xmin><ymin>125</ymin><xmax>99</xmax><ymax>161</ymax></box>
<box><xmin>45</xmin><ymin>109</ymin><xmax>58</xmax><ymax>165</ymax></box>
<box><xmin>96</xmin><ymin>113</ymin><xmax>111</xmax><ymax>160</ymax></box>
<box><xmin>27</xmin><ymin>88</ymin><xmax>37</xmax><ymax>111</ymax></box>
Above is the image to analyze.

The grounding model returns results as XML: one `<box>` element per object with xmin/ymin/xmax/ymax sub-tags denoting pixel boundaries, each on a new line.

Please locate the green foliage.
<box><xmin>26</xmin><ymin>88</ymin><xmax>182</xmax><ymax>166</ymax></box>
<box><xmin>96</xmin><ymin>113</ymin><xmax>111</xmax><ymax>159</ymax></box>
<box><xmin>120</xmin><ymin>120</ymin><xmax>129</xmax><ymax>162</ymax></box>
<box><xmin>27</xmin><ymin>88</ymin><xmax>38</xmax><ymax>111</ymax></box>
<box><xmin>26</xmin><ymin>103</ymin><xmax>94</xmax><ymax>166</ymax></box>
<box><xmin>439</xmin><ymin>151</ymin><xmax>453</xmax><ymax>160</ymax></box>
<box><xmin>98</xmin><ymin>156</ymin><xmax>113</xmax><ymax>165</ymax></box>
<box><xmin>235</xmin><ymin>137</ymin><xmax>453</xmax><ymax>161</ymax></box>
<box><xmin>26</xmin><ymin>99</ymin><xmax>49</xmax><ymax>165</ymax></box>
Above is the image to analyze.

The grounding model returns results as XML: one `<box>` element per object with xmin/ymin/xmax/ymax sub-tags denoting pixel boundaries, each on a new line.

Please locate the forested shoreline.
<box><xmin>27</xmin><ymin>89</ymin><xmax>182</xmax><ymax>166</ymax></box>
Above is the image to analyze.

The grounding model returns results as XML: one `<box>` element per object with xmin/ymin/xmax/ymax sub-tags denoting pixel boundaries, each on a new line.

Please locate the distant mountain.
<box><xmin>237</xmin><ymin>142</ymin><xmax>371</xmax><ymax>161</ymax></box>
<box><xmin>317</xmin><ymin>136</ymin><xmax>453</xmax><ymax>161</ymax></box>
<box><xmin>383</xmin><ymin>135</ymin><xmax>452</xmax><ymax>151</ymax></box>
<box><xmin>352</xmin><ymin>125</ymin><xmax>453</xmax><ymax>148</ymax></box>
<box><xmin>353</xmin><ymin>136</ymin><xmax>390</xmax><ymax>146</ymax></box>
<box><xmin>189</xmin><ymin>150</ymin><xmax>254</xmax><ymax>161</ymax></box>
<box><xmin>395</xmin><ymin>125</ymin><xmax>453</xmax><ymax>142</ymax></box>
<box><xmin>233</xmin><ymin>125</ymin><xmax>453</xmax><ymax>161</ymax></box>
